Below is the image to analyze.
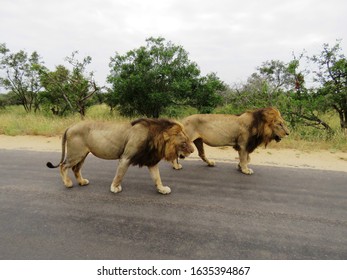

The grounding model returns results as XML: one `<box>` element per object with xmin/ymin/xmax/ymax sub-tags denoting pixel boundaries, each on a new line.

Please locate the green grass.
<box><xmin>269</xmin><ymin>130</ymin><xmax>347</xmax><ymax>152</ymax></box>
<box><xmin>1</xmin><ymin>104</ymin><xmax>346</xmax><ymax>152</ymax></box>
<box><xmin>0</xmin><ymin>105</ymin><xmax>128</xmax><ymax>136</ymax></box>
<box><xmin>280</xmin><ymin>112</ymin><xmax>347</xmax><ymax>152</ymax></box>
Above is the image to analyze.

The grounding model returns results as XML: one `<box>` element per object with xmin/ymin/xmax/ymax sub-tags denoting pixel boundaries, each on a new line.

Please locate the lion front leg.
<box><xmin>110</xmin><ymin>158</ymin><xmax>130</xmax><ymax>193</ymax></box>
<box><xmin>237</xmin><ymin>150</ymin><xmax>253</xmax><ymax>175</ymax></box>
<box><xmin>148</xmin><ymin>164</ymin><xmax>171</xmax><ymax>194</ymax></box>
<box><xmin>172</xmin><ymin>159</ymin><xmax>182</xmax><ymax>170</ymax></box>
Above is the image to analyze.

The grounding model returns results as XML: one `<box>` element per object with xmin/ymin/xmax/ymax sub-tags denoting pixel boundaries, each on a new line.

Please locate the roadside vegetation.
<box><xmin>0</xmin><ymin>37</ymin><xmax>346</xmax><ymax>152</ymax></box>
<box><xmin>1</xmin><ymin>104</ymin><xmax>346</xmax><ymax>152</ymax></box>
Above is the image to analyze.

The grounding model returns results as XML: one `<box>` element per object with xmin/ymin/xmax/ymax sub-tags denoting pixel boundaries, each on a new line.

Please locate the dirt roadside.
<box><xmin>0</xmin><ymin>135</ymin><xmax>346</xmax><ymax>172</ymax></box>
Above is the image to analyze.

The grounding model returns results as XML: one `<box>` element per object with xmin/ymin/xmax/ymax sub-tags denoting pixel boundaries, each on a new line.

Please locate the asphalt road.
<box><xmin>0</xmin><ymin>149</ymin><xmax>346</xmax><ymax>260</ymax></box>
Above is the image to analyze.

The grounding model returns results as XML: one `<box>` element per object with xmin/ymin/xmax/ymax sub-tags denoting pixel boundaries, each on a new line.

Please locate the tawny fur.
<box><xmin>172</xmin><ymin>107</ymin><xmax>289</xmax><ymax>174</ymax></box>
<box><xmin>47</xmin><ymin>118</ymin><xmax>194</xmax><ymax>194</ymax></box>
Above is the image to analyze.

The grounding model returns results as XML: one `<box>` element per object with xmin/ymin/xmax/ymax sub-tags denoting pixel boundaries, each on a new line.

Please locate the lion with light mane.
<box><xmin>47</xmin><ymin>118</ymin><xmax>194</xmax><ymax>194</ymax></box>
<box><xmin>172</xmin><ymin>107</ymin><xmax>289</xmax><ymax>174</ymax></box>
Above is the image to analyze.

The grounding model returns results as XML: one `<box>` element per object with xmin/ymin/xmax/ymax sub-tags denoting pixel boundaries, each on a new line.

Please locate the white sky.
<box><xmin>1</xmin><ymin>0</ymin><xmax>346</xmax><ymax>86</ymax></box>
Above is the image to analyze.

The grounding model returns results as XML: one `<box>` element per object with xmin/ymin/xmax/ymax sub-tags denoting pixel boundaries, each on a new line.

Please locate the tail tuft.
<box><xmin>46</xmin><ymin>162</ymin><xmax>58</xmax><ymax>168</ymax></box>
<box><xmin>47</xmin><ymin>127</ymin><xmax>68</xmax><ymax>169</ymax></box>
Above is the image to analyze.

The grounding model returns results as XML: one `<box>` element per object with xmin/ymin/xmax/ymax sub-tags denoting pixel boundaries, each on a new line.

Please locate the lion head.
<box><xmin>263</xmin><ymin>107</ymin><xmax>290</xmax><ymax>143</ymax></box>
<box><xmin>162</xmin><ymin>123</ymin><xmax>194</xmax><ymax>161</ymax></box>
<box><xmin>247</xmin><ymin>107</ymin><xmax>289</xmax><ymax>152</ymax></box>
<box><xmin>130</xmin><ymin>118</ymin><xmax>194</xmax><ymax>167</ymax></box>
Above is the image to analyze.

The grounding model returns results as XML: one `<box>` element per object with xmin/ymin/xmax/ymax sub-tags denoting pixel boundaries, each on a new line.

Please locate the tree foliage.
<box><xmin>40</xmin><ymin>52</ymin><xmax>100</xmax><ymax>117</ymax></box>
<box><xmin>0</xmin><ymin>43</ymin><xmax>45</xmax><ymax>112</ymax></box>
<box><xmin>282</xmin><ymin>57</ymin><xmax>332</xmax><ymax>131</ymax></box>
<box><xmin>223</xmin><ymin>53</ymin><xmax>343</xmax><ymax>132</ymax></box>
<box><xmin>0</xmin><ymin>38</ymin><xmax>346</xmax><ymax>138</ymax></box>
<box><xmin>311</xmin><ymin>41</ymin><xmax>347</xmax><ymax>131</ymax></box>
<box><xmin>107</xmin><ymin>37</ymin><xmax>224</xmax><ymax>117</ymax></box>
<box><xmin>225</xmin><ymin>60</ymin><xmax>293</xmax><ymax>112</ymax></box>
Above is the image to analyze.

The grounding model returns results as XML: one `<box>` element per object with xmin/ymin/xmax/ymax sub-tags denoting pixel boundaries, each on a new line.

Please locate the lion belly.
<box><xmin>184</xmin><ymin>117</ymin><xmax>242</xmax><ymax>147</ymax></box>
<box><xmin>88</xmin><ymin>127</ymin><xmax>131</xmax><ymax>160</ymax></box>
<box><xmin>87</xmin><ymin>136</ymin><xmax>126</xmax><ymax>160</ymax></box>
<box><xmin>67</xmin><ymin>122</ymin><xmax>131</xmax><ymax>160</ymax></box>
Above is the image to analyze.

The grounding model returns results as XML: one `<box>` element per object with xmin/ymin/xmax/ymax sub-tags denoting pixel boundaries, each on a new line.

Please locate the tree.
<box><xmin>284</xmin><ymin>57</ymin><xmax>332</xmax><ymax>131</ymax></box>
<box><xmin>0</xmin><ymin>43</ymin><xmax>45</xmax><ymax>112</ymax></box>
<box><xmin>189</xmin><ymin>73</ymin><xmax>224</xmax><ymax>113</ymax></box>
<box><xmin>224</xmin><ymin>57</ymin><xmax>333</xmax><ymax>131</ymax></box>
<box><xmin>225</xmin><ymin>60</ymin><xmax>293</xmax><ymax>112</ymax></box>
<box><xmin>311</xmin><ymin>41</ymin><xmax>347</xmax><ymax>131</ymax></box>
<box><xmin>107</xmin><ymin>37</ymin><xmax>224</xmax><ymax>118</ymax></box>
<box><xmin>40</xmin><ymin>51</ymin><xmax>100</xmax><ymax>117</ymax></box>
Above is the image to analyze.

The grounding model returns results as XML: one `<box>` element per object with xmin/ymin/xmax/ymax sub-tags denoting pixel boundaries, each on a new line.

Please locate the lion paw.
<box><xmin>78</xmin><ymin>179</ymin><xmax>89</xmax><ymax>186</ymax></box>
<box><xmin>64</xmin><ymin>179</ymin><xmax>73</xmax><ymax>188</ymax></box>
<box><xmin>207</xmin><ymin>160</ymin><xmax>216</xmax><ymax>167</ymax></box>
<box><xmin>157</xmin><ymin>186</ymin><xmax>171</xmax><ymax>195</ymax></box>
<box><xmin>242</xmin><ymin>169</ymin><xmax>254</xmax><ymax>175</ymax></box>
<box><xmin>238</xmin><ymin>164</ymin><xmax>254</xmax><ymax>175</ymax></box>
<box><xmin>110</xmin><ymin>184</ymin><xmax>122</xmax><ymax>193</ymax></box>
<box><xmin>173</xmin><ymin>163</ymin><xmax>182</xmax><ymax>170</ymax></box>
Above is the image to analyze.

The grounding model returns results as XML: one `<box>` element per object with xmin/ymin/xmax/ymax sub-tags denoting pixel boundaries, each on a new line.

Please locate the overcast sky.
<box><xmin>1</xmin><ymin>0</ymin><xmax>346</xmax><ymax>86</ymax></box>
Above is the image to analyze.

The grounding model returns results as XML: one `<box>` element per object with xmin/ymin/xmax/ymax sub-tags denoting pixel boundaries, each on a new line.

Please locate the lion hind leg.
<box><xmin>148</xmin><ymin>164</ymin><xmax>171</xmax><ymax>194</ymax></box>
<box><xmin>60</xmin><ymin>163</ymin><xmax>73</xmax><ymax>188</ymax></box>
<box><xmin>60</xmin><ymin>150</ymin><xmax>89</xmax><ymax>187</ymax></box>
<box><xmin>72</xmin><ymin>153</ymin><xmax>89</xmax><ymax>186</ymax></box>
<box><xmin>194</xmin><ymin>138</ymin><xmax>215</xmax><ymax>167</ymax></box>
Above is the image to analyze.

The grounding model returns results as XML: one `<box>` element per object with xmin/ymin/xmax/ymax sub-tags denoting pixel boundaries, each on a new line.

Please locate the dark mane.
<box><xmin>129</xmin><ymin>118</ymin><xmax>177</xmax><ymax>167</ymax></box>
<box><xmin>129</xmin><ymin>139</ymin><xmax>162</xmax><ymax>167</ymax></box>
<box><xmin>246</xmin><ymin>108</ymin><xmax>266</xmax><ymax>153</ymax></box>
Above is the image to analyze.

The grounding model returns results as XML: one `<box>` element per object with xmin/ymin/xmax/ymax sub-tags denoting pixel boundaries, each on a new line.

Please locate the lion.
<box><xmin>172</xmin><ymin>107</ymin><xmax>289</xmax><ymax>174</ymax></box>
<box><xmin>47</xmin><ymin>118</ymin><xmax>194</xmax><ymax>194</ymax></box>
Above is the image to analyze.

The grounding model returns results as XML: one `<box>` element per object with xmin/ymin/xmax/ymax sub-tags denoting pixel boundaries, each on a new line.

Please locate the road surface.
<box><xmin>0</xmin><ymin>149</ymin><xmax>346</xmax><ymax>259</ymax></box>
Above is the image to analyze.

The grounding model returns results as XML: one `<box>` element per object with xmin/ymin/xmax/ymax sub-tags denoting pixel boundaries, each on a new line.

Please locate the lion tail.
<box><xmin>46</xmin><ymin>128</ymin><xmax>68</xmax><ymax>169</ymax></box>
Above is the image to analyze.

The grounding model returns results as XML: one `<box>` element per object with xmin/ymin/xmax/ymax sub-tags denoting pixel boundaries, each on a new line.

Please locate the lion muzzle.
<box><xmin>178</xmin><ymin>142</ymin><xmax>194</xmax><ymax>159</ymax></box>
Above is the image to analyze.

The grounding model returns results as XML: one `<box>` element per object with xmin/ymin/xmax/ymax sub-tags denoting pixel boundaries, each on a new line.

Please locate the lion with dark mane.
<box><xmin>172</xmin><ymin>107</ymin><xmax>289</xmax><ymax>174</ymax></box>
<box><xmin>47</xmin><ymin>118</ymin><xmax>194</xmax><ymax>194</ymax></box>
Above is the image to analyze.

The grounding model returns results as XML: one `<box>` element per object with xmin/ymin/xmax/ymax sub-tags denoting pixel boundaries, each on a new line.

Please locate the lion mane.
<box><xmin>172</xmin><ymin>107</ymin><xmax>289</xmax><ymax>174</ymax></box>
<box><xmin>129</xmin><ymin>118</ymin><xmax>187</xmax><ymax>167</ymax></box>
<box><xmin>245</xmin><ymin>107</ymin><xmax>285</xmax><ymax>153</ymax></box>
<box><xmin>47</xmin><ymin>118</ymin><xmax>194</xmax><ymax>194</ymax></box>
